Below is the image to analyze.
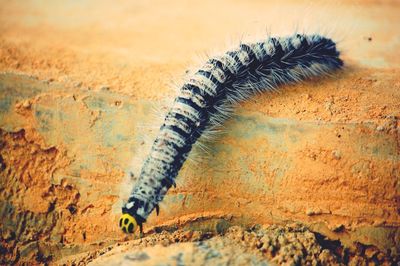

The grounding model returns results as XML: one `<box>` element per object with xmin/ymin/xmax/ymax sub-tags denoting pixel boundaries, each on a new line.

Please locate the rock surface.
<box><xmin>0</xmin><ymin>0</ymin><xmax>399</xmax><ymax>265</ymax></box>
<box><xmin>87</xmin><ymin>225</ymin><xmax>394</xmax><ymax>265</ymax></box>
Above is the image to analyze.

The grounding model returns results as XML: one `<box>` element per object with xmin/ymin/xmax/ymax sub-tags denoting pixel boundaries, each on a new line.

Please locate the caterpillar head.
<box><xmin>120</xmin><ymin>200</ymin><xmax>145</xmax><ymax>234</ymax></box>
<box><xmin>119</xmin><ymin>213</ymin><xmax>138</xmax><ymax>234</ymax></box>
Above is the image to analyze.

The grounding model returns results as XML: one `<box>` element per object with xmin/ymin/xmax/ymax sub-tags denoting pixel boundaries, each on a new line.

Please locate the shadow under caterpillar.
<box><xmin>119</xmin><ymin>33</ymin><xmax>343</xmax><ymax>234</ymax></box>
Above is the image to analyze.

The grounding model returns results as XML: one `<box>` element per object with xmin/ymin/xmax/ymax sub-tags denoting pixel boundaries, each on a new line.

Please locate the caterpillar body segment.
<box><xmin>120</xmin><ymin>34</ymin><xmax>343</xmax><ymax>234</ymax></box>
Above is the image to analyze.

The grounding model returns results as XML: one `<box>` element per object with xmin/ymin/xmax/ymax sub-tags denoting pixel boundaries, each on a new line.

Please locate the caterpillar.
<box><xmin>119</xmin><ymin>33</ymin><xmax>343</xmax><ymax>234</ymax></box>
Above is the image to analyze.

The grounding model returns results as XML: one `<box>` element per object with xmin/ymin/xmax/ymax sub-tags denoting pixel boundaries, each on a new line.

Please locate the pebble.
<box><xmin>331</xmin><ymin>150</ymin><xmax>341</xmax><ymax>159</ymax></box>
<box><xmin>74</xmin><ymin>82</ymin><xmax>83</xmax><ymax>88</ymax></box>
<box><xmin>305</xmin><ymin>208</ymin><xmax>322</xmax><ymax>216</ymax></box>
<box><xmin>100</xmin><ymin>85</ymin><xmax>110</xmax><ymax>91</ymax></box>
<box><xmin>22</xmin><ymin>100</ymin><xmax>31</xmax><ymax>108</ymax></box>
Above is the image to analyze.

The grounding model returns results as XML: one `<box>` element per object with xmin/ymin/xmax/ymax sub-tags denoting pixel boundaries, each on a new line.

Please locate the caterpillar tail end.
<box><xmin>119</xmin><ymin>213</ymin><xmax>138</xmax><ymax>234</ymax></box>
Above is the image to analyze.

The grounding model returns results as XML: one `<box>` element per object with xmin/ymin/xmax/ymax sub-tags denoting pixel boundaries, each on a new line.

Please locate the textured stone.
<box><xmin>1</xmin><ymin>0</ymin><xmax>400</xmax><ymax>264</ymax></box>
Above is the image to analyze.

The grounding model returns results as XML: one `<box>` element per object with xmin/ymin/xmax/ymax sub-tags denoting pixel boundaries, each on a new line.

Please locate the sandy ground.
<box><xmin>0</xmin><ymin>0</ymin><xmax>399</xmax><ymax>265</ymax></box>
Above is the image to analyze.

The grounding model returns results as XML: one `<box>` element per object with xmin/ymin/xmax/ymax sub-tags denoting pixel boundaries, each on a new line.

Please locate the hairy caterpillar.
<box><xmin>119</xmin><ymin>34</ymin><xmax>343</xmax><ymax>234</ymax></box>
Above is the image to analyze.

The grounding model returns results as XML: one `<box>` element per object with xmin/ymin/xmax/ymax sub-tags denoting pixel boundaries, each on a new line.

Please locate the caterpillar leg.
<box><xmin>139</xmin><ymin>223</ymin><xmax>143</xmax><ymax>235</ymax></box>
<box><xmin>155</xmin><ymin>204</ymin><xmax>160</xmax><ymax>216</ymax></box>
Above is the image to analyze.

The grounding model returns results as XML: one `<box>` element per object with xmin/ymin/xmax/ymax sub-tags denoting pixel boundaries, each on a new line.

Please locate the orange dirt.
<box><xmin>0</xmin><ymin>0</ymin><xmax>399</xmax><ymax>265</ymax></box>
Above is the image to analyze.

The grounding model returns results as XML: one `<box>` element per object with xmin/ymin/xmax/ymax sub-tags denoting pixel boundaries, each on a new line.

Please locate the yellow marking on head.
<box><xmin>119</xmin><ymin>213</ymin><xmax>138</xmax><ymax>234</ymax></box>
